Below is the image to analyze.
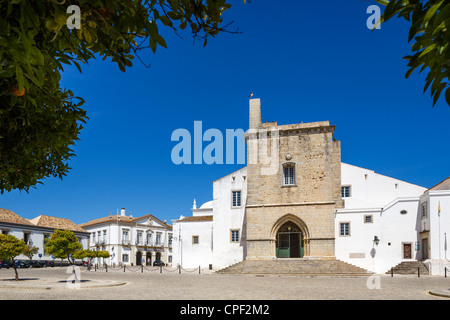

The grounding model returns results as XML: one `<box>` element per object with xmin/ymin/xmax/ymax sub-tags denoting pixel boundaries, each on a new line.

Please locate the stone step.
<box><xmin>216</xmin><ymin>259</ymin><xmax>372</xmax><ymax>276</ymax></box>
<box><xmin>385</xmin><ymin>261</ymin><xmax>429</xmax><ymax>275</ymax></box>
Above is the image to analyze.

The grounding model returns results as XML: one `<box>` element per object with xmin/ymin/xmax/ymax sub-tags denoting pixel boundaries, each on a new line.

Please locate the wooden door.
<box><xmin>422</xmin><ymin>239</ymin><xmax>428</xmax><ymax>260</ymax></box>
<box><xmin>403</xmin><ymin>243</ymin><xmax>412</xmax><ymax>259</ymax></box>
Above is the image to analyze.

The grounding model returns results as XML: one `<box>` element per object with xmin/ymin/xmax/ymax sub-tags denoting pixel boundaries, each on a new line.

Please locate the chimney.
<box><xmin>249</xmin><ymin>98</ymin><xmax>262</xmax><ymax>130</ymax></box>
<box><xmin>120</xmin><ymin>208</ymin><xmax>126</xmax><ymax>216</ymax></box>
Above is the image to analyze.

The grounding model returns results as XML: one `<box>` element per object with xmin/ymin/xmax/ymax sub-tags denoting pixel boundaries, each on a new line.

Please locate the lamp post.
<box><xmin>373</xmin><ymin>236</ymin><xmax>380</xmax><ymax>246</ymax></box>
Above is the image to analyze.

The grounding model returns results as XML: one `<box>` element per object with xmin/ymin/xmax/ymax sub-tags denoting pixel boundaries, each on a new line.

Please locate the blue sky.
<box><xmin>1</xmin><ymin>0</ymin><xmax>449</xmax><ymax>225</ymax></box>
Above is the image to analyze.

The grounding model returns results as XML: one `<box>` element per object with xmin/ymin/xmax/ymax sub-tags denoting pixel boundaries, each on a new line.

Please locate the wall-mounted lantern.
<box><xmin>373</xmin><ymin>236</ymin><xmax>380</xmax><ymax>246</ymax></box>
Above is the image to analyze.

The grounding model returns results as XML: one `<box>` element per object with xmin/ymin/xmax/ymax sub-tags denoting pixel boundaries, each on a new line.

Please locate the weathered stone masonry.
<box><xmin>244</xmin><ymin>98</ymin><xmax>343</xmax><ymax>260</ymax></box>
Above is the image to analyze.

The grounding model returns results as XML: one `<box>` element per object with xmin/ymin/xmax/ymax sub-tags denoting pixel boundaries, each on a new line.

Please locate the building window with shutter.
<box><xmin>341</xmin><ymin>186</ymin><xmax>351</xmax><ymax>198</ymax></box>
<box><xmin>340</xmin><ymin>222</ymin><xmax>350</xmax><ymax>237</ymax></box>
<box><xmin>230</xmin><ymin>230</ymin><xmax>240</xmax><ymax>243</ymax></box>
<box><xmin>232</xmin><ymin>191</ymin><xmax>241</xmax><ymax>208</ymax></box>
<box><xmin>421</xmin><ymin>202</ymin><xmax>427</xmax><ymax>218</ymax></box>
<box><xmin>282</xmin><ymin>162</ymin><xmax>296</xmax><ymax>186</ymax></box>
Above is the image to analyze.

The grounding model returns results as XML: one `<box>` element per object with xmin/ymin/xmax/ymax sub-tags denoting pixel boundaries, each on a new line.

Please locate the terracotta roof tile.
<box><xmin>80</xmin><ymin>215</ymin><xmax>133</xmax><ymax>228</ymax></box>
<box><xmin>29</xmin><ymin>215</ymin><xmax>87</xmax><ymax>233</ymax></box>
<box><xmin>0</xmin><ymin>208</ymin><xmax>34</xmax><ymax>226</ymax></box>
<box><xmin>425</xmin><ymin>177</ymin><xmax>450</xmax><ymax>192</ymax></box>
<box><xmin>176</xmin><ymin>215</ymin><xmax>213</xmax><ymax>222</ymax></box>
<box><xmin>80</xmin><ymin>214</ymin><xmax>172</xmax><ymax>230</ymax></box>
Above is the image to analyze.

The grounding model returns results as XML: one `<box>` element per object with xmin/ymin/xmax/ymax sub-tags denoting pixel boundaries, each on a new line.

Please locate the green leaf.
<box><xmin>84</xmin><ymin>29</ymin><xmax>93</xmax><ymax>43</ymax></box>
<box><xmin>149</xmin><ymin>38</ymin><xmax>157</xmax><ymax>53</ymax></box>
<box><xmin>405</xmin><ymin>66</ymin><xmax>417</xmax><ymax>79</ymax></box>
<box><xmin>445</xmin><ymin>87</ymin><xmax>450</xmax><ymax>107</ymax></box>
<box><xmin>159</xmin><ymin>16</ymin><xmax>173</xmax><ymax>27</ymax></box>
<box><xmin>15</xmin><ymin>64</ymin><xmax>24</xmax><ymax>90</ymax></box>
<box><xmin>424</xmin><ymin>0</ymin><xmax>444</xmax><ymax>24</ymax></box>
<box><xmin>418</xmin><ymin>44</ymin><xmax>436</xmax><ymax>58</ymax></box>
<box><xmin>375</xmin><ymin>0</ymin><xmax>390</xmax><ymax>6</ymax></box>
<box><xmin>155</xmin><ymin>34</ymin><xmax>167</xmax><ymax>48</ymax></box>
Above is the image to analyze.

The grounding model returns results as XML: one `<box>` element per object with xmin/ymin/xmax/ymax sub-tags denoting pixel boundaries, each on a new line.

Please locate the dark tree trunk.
<box><xmin>11</xmin><ymin>260</ymin><xmax>19</xmax><ymax>281</ymax></box>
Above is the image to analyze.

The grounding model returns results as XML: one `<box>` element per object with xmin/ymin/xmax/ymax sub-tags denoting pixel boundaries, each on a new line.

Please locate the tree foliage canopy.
<box><xmin>0</xmin><ymin>233</ymin><xmax>27</xmax><ymax>261</ymax></box>
<box><xmin>22</xmin><ymin>245</ymin><xmax>39</xmax><ymax>260</ymax></box>
<box><xmin>0</xmin><ymin>0</ymin><xmax>233</xmax><ymax>193</ymax></box>
<box><xmin>0</xmin><ymin>233</ymin><xmax>27</xmax><ymax>280</ymax></box>
<box><xmin>374</xmin><ymin>0</ymin><xmax>450</xmax><ymax>107</ymax></box>
<box><xmin>73</xmin><ymin>248</ymin><xmax>110</xmax><ymax>260</ymax></box>
<box><xmin>44</xmin><ymin>229</ymin><xmax>83</xmax><ymax>262</ymax></box>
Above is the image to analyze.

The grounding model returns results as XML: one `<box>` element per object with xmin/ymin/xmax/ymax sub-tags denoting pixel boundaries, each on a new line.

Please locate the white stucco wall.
<box><xmin>335</xmin><ymin>198</ymin><xmax>424</xmax><ymax>274</ymax></box>
<box><xmin>341</xmin><ymin>163</ymin><xmax>426</xmax><ymax>208</ymax></box>
<box><xmin>423</xmin><ymin>190</ymin><xmax>450</xmax><ymax>275</ymax></box>
<box><xmin>212</xmin><ymin>167</ymin><xmax>247</xmax><ymax>270</ymax></box>
<box><xmin>171</xmin><ymin>220</ymin><xmax>213</xmax><ymax>269</ymax></box>
<box><xmin>336</xmin><ymin>163</ymin><xmax>428</xmax><ymax>274</ymax></box>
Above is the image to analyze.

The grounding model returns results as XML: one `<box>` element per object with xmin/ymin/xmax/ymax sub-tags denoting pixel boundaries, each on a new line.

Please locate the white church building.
<box><xmin>171</xmin><ymin>98</ymin><xmax>450</xmax><ymax>276</ymax></box>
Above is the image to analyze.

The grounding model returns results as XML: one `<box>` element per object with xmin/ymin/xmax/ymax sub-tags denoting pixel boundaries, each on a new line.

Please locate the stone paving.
<box><xmin>0</xmin><ymin>266</ymin><xmax>450</xmax><ymax>300</ymax></box>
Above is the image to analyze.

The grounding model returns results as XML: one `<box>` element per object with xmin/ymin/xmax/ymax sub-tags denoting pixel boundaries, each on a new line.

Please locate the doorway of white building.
<box><xmin>136</xmin><ymin>251</ymin><xmax>142</xmax><ymax>265</ymax></box>
<box><xmin>403</xmin><ymin>243</ymin><xmax>412</xmax><ymax>259</ymax></box>
<box><xmin>422</xmin><ymin>238</ymin><xmax>428</xmax><ymax>260</ymax></box>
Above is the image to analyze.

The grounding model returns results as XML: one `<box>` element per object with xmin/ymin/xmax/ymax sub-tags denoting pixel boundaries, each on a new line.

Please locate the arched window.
<box><xmin>282</xmin><ymin>162</ymin><xmax>296</xmax><ymax>186</ymax></box>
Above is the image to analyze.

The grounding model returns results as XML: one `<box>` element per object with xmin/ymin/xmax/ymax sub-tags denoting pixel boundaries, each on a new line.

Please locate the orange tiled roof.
<box><xmin>0</xmin><ymin>208</ymin><xmax>35</xmax><ymax>226</ymax></box>
<box><xmin>28</xmin><ymin>215</ymin><xmax>87</xmax><ymax>233</ymax></box>
<box><xmin>176</xmin><ymin>215</ymin><xmax>213</xmax><ymax>222</ymax></box>
<box><xmin>425</xmin><ymin>177</ymin><xmax>450</xmax><ymax>193</ymax></box>
<box><xmin>80</xmin><ymin>213</ymin><xmax>172</xmax><ymax>230</ymax></box>
<box><xmin>80</xmin><ymin>214</ymin><xmax>133</xmax><ymax>228</ymax></box>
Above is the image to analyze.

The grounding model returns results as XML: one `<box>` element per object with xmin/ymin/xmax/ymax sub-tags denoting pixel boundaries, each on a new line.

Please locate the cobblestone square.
<box><xmin>1</xmin><ymin>266</ymin><xmax>449</xmax><ymax>301</ymax></box>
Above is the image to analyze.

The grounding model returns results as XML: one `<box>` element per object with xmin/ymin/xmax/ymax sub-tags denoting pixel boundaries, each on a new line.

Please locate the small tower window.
<box><xmin>282</xmin><ymin>163</ymin><xmax>296</xmax><ymax>186</ymax></box>
<box><xmin>232</xmin><ymin>191</ymin><xmax>242</xmax><ymax>208</ymax></box>
<box><xmin>341</xmin><ymin>186</ymin><xmax>351</xmax><ymax>198</ymax></box>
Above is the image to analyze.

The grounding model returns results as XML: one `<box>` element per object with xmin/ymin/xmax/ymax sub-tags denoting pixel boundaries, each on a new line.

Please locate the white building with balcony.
<box><xmin>80</xmin><ymin>208</ymin><xmax>173</xmax><ymax>266</ymax></box>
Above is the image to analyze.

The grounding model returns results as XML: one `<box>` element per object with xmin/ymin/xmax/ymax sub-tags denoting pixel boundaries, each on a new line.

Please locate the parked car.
<box><xmin>30</xmin><ymin>260</ymin><xmax>44</xmax><ymax>268</ymax></box>
<box><xmin>15</xmin><ymin>260</ymin><xmax>31</xmax><ymax>268</ymax></box>
<box><xmin>42</xmin><ymin>260</ymin><xmax>54</xmax><ymax>268</ymax></box>
<box><xmin>0</xmin><ymin>260</ymin><xmax>10</xmax><ymax>269</ymax></box>
<box><xmin>153</xmin><ymin>260</ymin><xmax>165</xmax><ymax>266</ymax></box>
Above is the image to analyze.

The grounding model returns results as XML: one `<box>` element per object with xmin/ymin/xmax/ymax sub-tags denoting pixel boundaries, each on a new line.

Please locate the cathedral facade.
<box><xmin>171</xmin><ymin>98</ymin><xmax>450</xmax><ymax>275</ymax></box>
<box><xmin>245</xmin><ymin>98</ymin><xmax>342</xmax><ymax>260</ymax></box>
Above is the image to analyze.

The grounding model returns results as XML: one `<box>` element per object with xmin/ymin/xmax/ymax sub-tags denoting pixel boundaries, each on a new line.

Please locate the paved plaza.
<box><xmin>0</xmin><ymin>266</ymin><xmax>450</xmax><ymax>301</ymax></box>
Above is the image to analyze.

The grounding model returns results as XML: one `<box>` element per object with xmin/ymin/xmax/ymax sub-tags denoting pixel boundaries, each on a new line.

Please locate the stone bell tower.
<box><xmin>244</xmin><ymin>98</ymin><xmax>343</xmax><ymax>260</ymax></box>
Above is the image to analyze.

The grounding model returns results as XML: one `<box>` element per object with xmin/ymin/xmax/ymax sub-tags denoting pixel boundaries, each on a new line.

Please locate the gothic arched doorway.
<box><xmin>136</xmin><ymin>251</ymin><xmax>142</xmax><ymax>266</ymax></box>
<box><xmin>276</xmin><ymin>221</ymin><xmax>303</xmax><ymax>258</ymax></box>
